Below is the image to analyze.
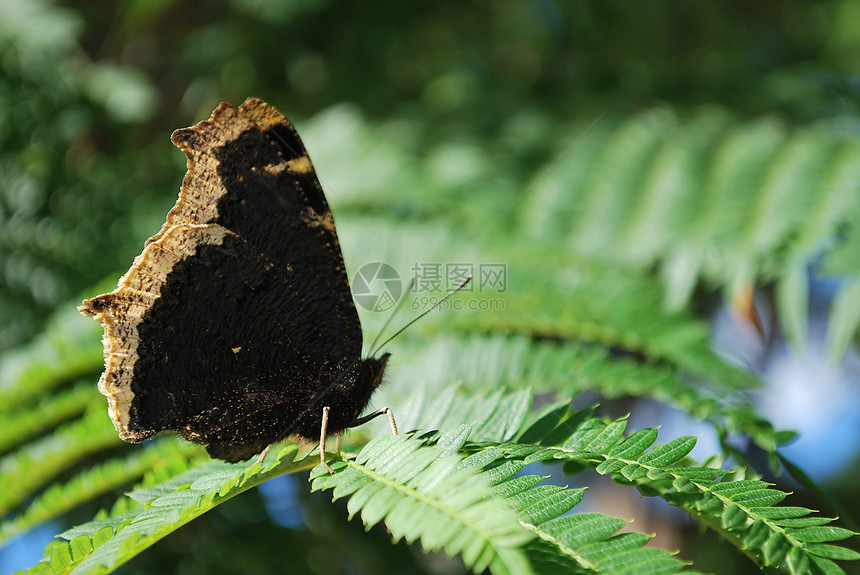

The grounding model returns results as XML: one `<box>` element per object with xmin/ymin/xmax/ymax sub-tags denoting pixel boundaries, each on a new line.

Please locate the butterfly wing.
<box><xmin>80</xmin><ymin>99</ymin><xmax>364</xmax><ymax>461</ymax></box>
<box><xmin>163</xmin><ymin>98</ymin><xmax>361</xmax><ymax>368</ymax></box>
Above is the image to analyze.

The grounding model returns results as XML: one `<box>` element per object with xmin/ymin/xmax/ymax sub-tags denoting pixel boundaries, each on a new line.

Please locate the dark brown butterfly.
<box><xmin>80</xmin><ymin>98</ymin><xmax>394</xmax><ymax>469</ymax></box>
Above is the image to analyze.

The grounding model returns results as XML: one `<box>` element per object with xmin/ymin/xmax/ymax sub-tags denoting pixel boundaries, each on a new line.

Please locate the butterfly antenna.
<box><xmin>367</xmin><ymin>276</ymin><xmax>417</xmax><ymax>354</ymax></box>
<box><xmin>370</xmin><ymin>274</ymin><xmax>473</xmax><ymax>356</ymax></box>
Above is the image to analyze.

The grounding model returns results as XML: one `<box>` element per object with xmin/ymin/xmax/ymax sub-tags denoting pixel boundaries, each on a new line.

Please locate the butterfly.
<box><xmin>79</xmin><ymin>98</ymin><xmax>394</xmax><ymax>470</ymax></box>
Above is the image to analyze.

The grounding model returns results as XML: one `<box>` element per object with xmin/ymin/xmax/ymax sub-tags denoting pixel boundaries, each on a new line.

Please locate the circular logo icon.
<box><xmin>352</xmin><ymin>262</ymin><xmax>402</xmax><ymax>312</ymax></box>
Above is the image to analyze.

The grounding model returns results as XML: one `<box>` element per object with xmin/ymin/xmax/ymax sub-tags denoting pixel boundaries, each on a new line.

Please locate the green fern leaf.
<box><xmin>0</xmin><ymin>381</ymin><xmax>94</xmax><ymax>454</ymax></box>
<box><xmin>312</xmin><ymin>434</ymin><xmax>534</xmax><ymax>574</ymax></box>
<box><xmin>23</xmin><ymin>445</ymin><xmax>308</xmax><ymax>574</ymax></box>
<box><xmin>0</xmin><ymin>440</ymin><xmax>196</xmax><ymax>544</ymax></box>
<box><xmin>805</xmin><ymin>543</ymin><xmax>860</xmax><ymax>561</ymax></box>
<box><xmin>316</xmin><ymin>414</ymin><xmax>703</xmax><ymax>574</ymax></box>
<box><xmin>0</xmin><ymin>306</ymin><xmax>102</xmax><ymax>410</ymax></box>
<box><xmin>389</xmin><ymin>332</ymin><xmax>793</xmax><ymax>461</ymax></box>
<box><xmin>0</xmin><ymin>405</ymin><xmax>119</xmax><ymax>517</ymax></box>
<box><xmin>637</xmin><ymin>436</ymin><xmax>697</xmax><ymax>467</ymax></box>
<box><xmin>787</xmin><ymin>526</ymin><xmax>856</xmax><ymax>544</ymax></box>
<box><xmin>514</xmin><ymin>109</ymin><xmax>860</xmax><ymax>357</ymax></box>
<box><xmin>825</xmin><ymin>277</ymin><xmax>860</xmax><ymax>363</ymax></box>
<box><xmin>452</xmin><ymin>399</ymin><xmax>860</xmax><ymax>574</ymax></box>
<box><xmin>532</xmin><ymin>521</ymin><xmax>692</xmax><ymax>575</ymax></box>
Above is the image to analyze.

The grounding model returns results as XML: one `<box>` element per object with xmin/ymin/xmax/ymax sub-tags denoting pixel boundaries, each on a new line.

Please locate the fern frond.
<box><xmin>484</xmin><ymin>403</ymin><xmax>860</xmax><ymax>574</ymax></box>
<box><xmin>389</xmin><ymin>386</ymin><xmax>531</xmax><ymax>444</ymax></box>
<box><xmin>473</xmin><ymin>445</ymin><xmax>701</xmax><ymax>575</ymax></box>
<box><xmin>392</xmin><ymin>389</ymin><xmax>857</xmax><ymax>573</ymax></box>
<box><xmin>339</xmin><ymin>215</ymin><xmax>755</xmax><ymax>388</ymax></box>
<box><xmin>312</xmin><ymin>434</ymin><xmax>534</xmax><ymax>574</ymax></box>
<box><xmin>525</xmin><ymin>521</ymin><xmax>699</xmax><ymax>575</ymax></box>
<box><xmin>0</xmin><ymin>440</ymin><xmax>197</xmax><ymax>545</ymax></box>
<box><xmin>444</xmin><ymin>248</ymin><xmax>755</xmax><ymax>388</ymax></box>
<box><xmin>385</xmin><ymin>334</ymin><xmax>786</xmax><ymax>454</ymax></box>
<box><xmin>23</xmin><ymin>444</ymin><xmax>308</xmax><ymax>575</ymax></box>
<box><xmin>826</xmin><ymin>276</ymin><xmax>860</xmax><ymax>364</ymax></box>
<box><xmin>0</xmin><ymin>380</ymin><xmax>93</xmax><ymax>454</ymax></box>
<box><xmin>517</xmin><ymin>108</ymin><xmax>860</xmax><ymax>355</ymax></box>
<box><xmin>0</xmin><ymin>305</ymin><xmax>102</xmax><ymax>411</ymax></box>
<box><xmin>820</xmin><ymin>217</ymin><xmax>860</xmax><ymax>361</ymax></box>
<box><xmin>319</xmin><ymin>420</ymin><xmax>704</xmax><ymax>574</ymax></box>
<box><xmin>0</xmin><ymin>405</ymin><xmax>119</xmax><ymax>516</ymax></box>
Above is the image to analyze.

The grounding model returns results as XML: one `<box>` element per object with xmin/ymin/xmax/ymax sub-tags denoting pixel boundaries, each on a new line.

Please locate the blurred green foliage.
<box><xmin>2</xmin><ymin>0</ymin><xmax>859</xmax><ymax>349</ymax></box>
<box><xmin>2</xmin><ymin>1</ymin><xmax>860</xmax><ymax>573</ymax></box>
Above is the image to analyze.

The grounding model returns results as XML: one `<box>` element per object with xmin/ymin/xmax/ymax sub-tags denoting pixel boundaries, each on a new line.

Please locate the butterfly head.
<box><xmin>361</xmin><ymin>352</ymin><xmax>390</xmax><ymax>389</ymax></box>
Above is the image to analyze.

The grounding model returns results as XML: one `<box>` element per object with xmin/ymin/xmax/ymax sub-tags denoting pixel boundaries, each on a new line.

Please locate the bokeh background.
<box><xmin>1</xmin><ymin>1</ymin><xmax>860</xmax><ymax>573</ymax></box>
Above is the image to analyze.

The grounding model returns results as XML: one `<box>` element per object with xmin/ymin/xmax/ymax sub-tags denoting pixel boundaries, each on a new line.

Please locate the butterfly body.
<box><xmin>80</xmin><ymin>98</ymin><xmax>388</xmax><ymax>463</ymax></box>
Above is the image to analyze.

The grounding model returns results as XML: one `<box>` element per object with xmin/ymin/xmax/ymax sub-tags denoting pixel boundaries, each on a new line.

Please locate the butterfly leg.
<box><xmin>255</xmin><ymin>443</ymin><xmax>273</xmax><ymax>464</ymax></box>
<box><xmin>319</xmin><ymin>405</ymin><xmax>335</xmax><ymax>474</ymax></box>
<box><xmin>348</xmin><ymin>406</ymin><xmax>398</xmax><ymax>435</ymax></box>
